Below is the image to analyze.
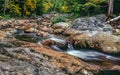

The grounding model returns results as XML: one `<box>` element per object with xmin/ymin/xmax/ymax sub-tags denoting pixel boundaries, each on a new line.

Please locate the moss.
<box><xmin>51</xmin><ymin>16</ymin><xmax>66</xmax><ymax>24</ymax></box>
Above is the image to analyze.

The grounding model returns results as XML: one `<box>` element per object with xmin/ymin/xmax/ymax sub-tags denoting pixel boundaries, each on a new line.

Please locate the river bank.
<box><xmin>0</xmin><ymin>14</ymin><xmax>120</xmax><ymax>75</ymax></box>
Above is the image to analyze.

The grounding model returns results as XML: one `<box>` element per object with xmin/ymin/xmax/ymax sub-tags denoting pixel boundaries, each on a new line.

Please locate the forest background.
<box><xmin>0</xmin><ymin>0</ymin><xmax>119</xmax><ymax>19</ymax></box>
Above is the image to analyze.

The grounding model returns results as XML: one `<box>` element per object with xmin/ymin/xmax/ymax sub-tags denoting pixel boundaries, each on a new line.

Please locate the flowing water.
<box><xmin>67</xmin><ymin>42</ymin><xmax>74</xmax><ymax>50</ymax></box>
<box><xmin>66</xmin><ymin>43</ymin><xmax>120</xmax><ymax>61</ymax></box>
<box><xmin>67</xmin><ymin>50</ymin><xmax>120</xmax><ymax>61</ymax></box>
<box><xmin>48</xmin><ymin>37</ymin><xmax>120</xmax><ymax>62</ymax></box>
<box><xmin>51</xmin><ymin>42</ymin><xmax>120</xmax><ymax>61</ymax></box>
<box><xmin>15</xmin><ymin>29</ymin><xmax>120</xmax><ymax>62</ymax></box>
<box><xmin>13</xmin><ymin>29</ymin><xmax>120</xmax><ymax>75</ymax></box>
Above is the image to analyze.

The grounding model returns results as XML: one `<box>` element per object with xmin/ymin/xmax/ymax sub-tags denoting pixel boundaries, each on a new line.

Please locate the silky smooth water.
<box><xmin>51</xmin><ymin>42</ymin><xmax>120</xmax><ymax>61</ymax></box>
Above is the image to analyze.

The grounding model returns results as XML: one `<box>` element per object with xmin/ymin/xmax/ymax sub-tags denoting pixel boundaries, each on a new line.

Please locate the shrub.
<box><xmin>2</xmin><ymin>15</ymin><xmax>11</xmax><ymax>20</ymax></box>
<box><xmin>65</xmin><ymin>0</ymin><xmax>108</xmax><ymax>17</ymax></box>
<box><xmin>0</xmin><ymin>16</ymin><xmax>2</xmax><ymax>19</ymax></box>
<box><xmin>51</xmin><ymin>16</ymin><xmax>66</xmax><ymax>24</ymax></box>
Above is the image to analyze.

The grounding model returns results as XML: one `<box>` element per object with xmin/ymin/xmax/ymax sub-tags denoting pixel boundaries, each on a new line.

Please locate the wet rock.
<box><xmin>92</xmin><ymin>32</ymin><xmax>120</xmax><ymax>53</ymax></box>
<box><xmin>36</xmin><ymin>17</ymin><xmax>43</xmax><ymax>24</ymax></box>
<box><xmin>25</xmin><ymin>28</ymin><xmax>39</xmax><ymax>33</ymax></box>
<box><xmin>41</xmin><ymin>22</ymin><xmax>48</xmax><ymax>25</ymax></box>
<box><xmin>64</xmin><ymin>29</ymin><xmax>82</xmax><ymax>36</ymax></box>
<box><xmin>41</xmin><ymin>21</ymin><xmax>52</xmax><ymax>27</ymax></box>
<box><xmin>18</xmin><ymin>23</ymin><xmax>38</xmax><ymax>30</ymax></box>
<box><xmin>68</xmin><ymin>14</ymin><xmax>120</xmax><ymax>54</ymax></box>
<box><xmin>115</xmin><ymin>29</ymin><xmax>120</xmax><ymax>35</ymax></box>
<box><xmin>3</xmin><ymin>28</ymin><xmax>16</xmax><ymax>35</ymax></box>
<box><xmin>16</xmin><ymin>22</ymin><xmax>39</xmax><ymax>33</ymax></box>
<box><xmin>53</xmin><ymin>29</ymin><xmax>64</xmax><ymax>34</ymax></box>
<box><xmin>17</xmin><ymin>20</ymin><xmax>27</xmax><ymax>24</ymax></box>
<box><xmin>53</xmin><ymin>22</ymin><xmax>69</xmax><ymax>29</ymax></box>
<box><xmin>0</xmin><ymin>30</ymin><xmax>7</xmax><ymax>41</ymax></box>
<box><xmin>68</xmin><ymin>32</ymin><xmax>120</xmax><ymax>54</ymax></box>
<box><xmin>41</xmin><ymin>37</ymin><xmax>66</xmax><ymax>47</ymax></box>
<box><xmin>41</xmin><ymin>39</ymin><xmax>57</xmax><ymax>46</ymax></box>
<box><xmin>40</xmin><ymin>26</ymin><xmax>53</xmax><ymax>33</ymax></box>
<box><xmin>18</xmin><ymin>24</ymin><xmax>32</xmax><ymax>30</ymax></box>
<box><xmin>64</xmin><ymin>29</ymin><xmax>76</xmax><ymax>35</ymax></box>
<box><xmin>0</xmin><ymin>21</ymin><xmax>8</xmax><ymax>26</ymax></box>
<box><xmin>37</xmin><ymin>31</ymin><xmax>49</xmax><ymax>37</ymax></box>
<box><xmin>110</xmin><ymin>19</ymin><xmax>120</xmax><ymax>29</ymax></box>
<box><xmin>0</xmin><ymin>22</ymin><xmax>14</xmax><ymax>30</ymax></box>
<box><xmin>0</xmin><ymin>47</ymin><xmax>68</xmax><ymax>75</ymax></box>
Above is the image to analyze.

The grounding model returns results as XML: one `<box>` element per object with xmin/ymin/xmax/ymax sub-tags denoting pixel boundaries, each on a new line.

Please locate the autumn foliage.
<box><xmin>0</xmin><ymin>0</ymin><xmax>119</xmax><ymax>17</ymax></box>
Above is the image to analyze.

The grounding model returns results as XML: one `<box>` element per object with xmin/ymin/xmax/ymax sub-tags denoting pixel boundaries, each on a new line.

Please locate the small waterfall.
<box><xmin>35</xmin><ymin>30</ymin><xmax>120</xmax><ymax>62</ymax></box>
<box><xmin>37</xmin><ymin>41</ymin><xmax>41</xmax><ymax>45</ymax></box>
<box><xmin>67</xmin><ymin>42</ymin><xmax>74</xmax><ymax>50</ymax></box>
<box><xmin>65</xmin><ymin>41</ymin><xmax>120</xmax><ymax>61</ymax></box>
<box><xmin>51</xmin><ymin>45</ymin><xmax>63</xmax><ymax>51</ymax></box>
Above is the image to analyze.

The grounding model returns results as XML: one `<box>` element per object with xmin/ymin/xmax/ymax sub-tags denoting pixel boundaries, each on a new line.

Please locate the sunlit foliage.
<box><xmin>65</xmin><ymin>0</ymin><xmax>108</xmax><ymax>17</ymax></box>
<box><xmin>23</xmin><ymin>0</ymin><xmax>37</xmax><ymax>16</ymax></box>
<box><xmin>0</xmin><ymin>0</ymin><xmax>119</xmax><ymax>17</ymax></box>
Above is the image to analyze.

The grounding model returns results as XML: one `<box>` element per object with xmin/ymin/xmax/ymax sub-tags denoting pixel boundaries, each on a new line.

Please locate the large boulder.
<box><xmin>67</xmin><ymin>14</ymin><xmax>120</xmax><ymax>54</ymax></box>
<box><xmin>0</xmin><ymin>47</ymin><xmax>68</xmax><ymax>75</ymax></box>
<box><xmin>53</xmin><ymin>22</ymin><xmax>69</xmax><ymax>29</ymax></box>
<box><xmin>91</xmin><ymin>32</ymin><xmax>120</xmax><ymax>53</ymax></box>
<box><xmin>68</xmin><ymin>31</ymin><xmax>120</xmax><ymax>54</ymax></box>
<box><xmin>52</xmin><ymin>22</ymin><xmax>70</xmax><ymax>34</ymax></box>
<box><xmin>71</xmin><ymin>14</ymin><xmax>106</xmax><ymax>31</ymax></box>
<box><xmin>40</xmin><ymin>26</ymin><xmax>53</xmax><ymax>33</ymax></box>
<box><xmin>41</xmin><ymin>37</ymin><xmax>66</xmax><ymax>47</ymax></box>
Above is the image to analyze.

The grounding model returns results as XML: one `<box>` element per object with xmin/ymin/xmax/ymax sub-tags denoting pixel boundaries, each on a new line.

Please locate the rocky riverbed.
<box><xmin>0</xmin><ymin>14</ymin><xmax>120</xmax><ymax>75</ymax></box>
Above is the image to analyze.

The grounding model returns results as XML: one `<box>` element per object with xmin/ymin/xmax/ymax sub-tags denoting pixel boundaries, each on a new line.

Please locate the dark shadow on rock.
<box><xmin>96</xmin><ymin>70</ymin><xmax>120</xmax><ymax>75</ymax></box>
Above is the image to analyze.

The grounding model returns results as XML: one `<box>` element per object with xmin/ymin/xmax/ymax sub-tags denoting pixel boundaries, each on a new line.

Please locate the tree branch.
<box><xmin>104</xmin><ymin>16</ymin><xmax>120</xmax><ymax>24</ymax></box>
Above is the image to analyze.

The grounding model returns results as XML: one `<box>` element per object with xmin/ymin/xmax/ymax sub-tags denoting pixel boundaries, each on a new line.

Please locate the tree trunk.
<box><xmin>108</xmin><ymin>0</ymin><xmax>114</xmax><ymax>16</ymax></box>
<box><xmin>3</xmin><ymin>0</ymin><xmax>7</xmax><ymax>15</ymax></box>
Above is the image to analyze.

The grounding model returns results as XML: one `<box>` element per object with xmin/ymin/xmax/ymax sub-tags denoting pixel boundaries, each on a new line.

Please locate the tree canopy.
<box><xmin>0</xmin><ymin>0</ymin><xmax>119</xmax><ymax>17</ymax></box>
